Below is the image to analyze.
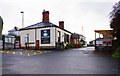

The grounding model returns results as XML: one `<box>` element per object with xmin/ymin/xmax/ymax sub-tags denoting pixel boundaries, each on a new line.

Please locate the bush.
<box><xmin>112</xmin><ymin>40</ymin><xmax>120</xmax><ymax>58</ymax></box>
<box><xmin>65</xmin><ymin>44</ymin><xmax>74</xmax><ymax>49</ymax></box>
<box><xmin>112</xmin><ymin>51</ymin><xmax>120</xmax><ymax>58</ymax></box>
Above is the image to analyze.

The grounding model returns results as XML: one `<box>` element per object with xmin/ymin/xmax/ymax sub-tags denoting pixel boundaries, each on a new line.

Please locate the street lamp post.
<box><xmin>20</xmin><ymin>11</ymin><xmax>24</xmax><ymax>28</ymax></box>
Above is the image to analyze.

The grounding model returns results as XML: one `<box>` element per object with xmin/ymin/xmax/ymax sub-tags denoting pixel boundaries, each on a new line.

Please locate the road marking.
<box><xmin>7</xmin><ymin>51</ymin><xmax>9</xmax><ymax>53</ymax></box>
<box><xmin>13</xmin><ymin>52</ymin><xmax>15</xmax><ymax>54</ymax></box>
<box><xmin>20</xmin><ymin>52</ymin><xmax>23</xmax><ymax>55</ymax></box>
<box><xmin>38</xmin><ymin>52</ymin><xmax>42</xmax><ymax>54</ymax></box>
<box><xmin>38</xmin><ymin>51</ymin><xmax>42</xmax><ymax>53</ymax></box>
<box><xmin>44</xmin><ymin>51</ymin><xmax>47</xmax><ymax>53</ymax></box>
<box><xmin>27</xmin><ymin>53</ymin><xmax>30</xmax><ymax>56</ymax></box>
<box><xmin>34</xmin><ymin>52</ymin><xmax>37</xmax><ymax>55</ymax></box>
<box><xmin>0</xmin><ymin>51</ymin><xmax>4</xmax><ymax>53</ymax></box>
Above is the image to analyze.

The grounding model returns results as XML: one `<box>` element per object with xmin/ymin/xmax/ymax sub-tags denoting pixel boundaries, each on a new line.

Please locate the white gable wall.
<box><xmin>36</xmin><ymin>27</ymin><xmax>55</xmax><ymax>46</ymax></box>
<box><xmin>20</xmin><ymin>29</ymin><xmax>35</xmax><ymax>47</ymax></box>
<box><xmin>20</xmin><ymin>27</ymin><xmax>71</xmax><ymax>48</ymax></box>
<box><xmin>56</xmin><ymin>28</ymin><xmax>71</xmax><ymax>43</ymax></box>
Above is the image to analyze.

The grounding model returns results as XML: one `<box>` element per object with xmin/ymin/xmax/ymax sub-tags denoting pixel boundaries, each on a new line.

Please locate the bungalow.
<box><xmin>20</xmin><ymin>10</ymin><xmax>72</xmax><ymax>49</ymax></box>
<box><xmin>89</xmin><ymin>40</ymin><xmax>95</xmax><ymax>46</ymax></box>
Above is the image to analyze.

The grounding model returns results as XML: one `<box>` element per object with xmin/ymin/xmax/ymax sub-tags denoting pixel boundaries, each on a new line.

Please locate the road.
<box><xmin>1</xmin><ymin>47</ymin><xmax>119</xmax><ymax>74</ymax></box>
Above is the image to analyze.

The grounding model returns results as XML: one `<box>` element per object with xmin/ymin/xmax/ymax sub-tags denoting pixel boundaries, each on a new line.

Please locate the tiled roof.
<box><xmin>19</xmin><ymin>21</ymin><xmax>72</xmax><ymax>34</ymax></box>
<box><xmin>20</xmin><ymin>22</ymin><xmax>57</xmax><ymax>30</ymax></box>
<box><xmin>8</xmin><ymin>26</ymin><xmax>19</xmax><ymax>32</ymax></box>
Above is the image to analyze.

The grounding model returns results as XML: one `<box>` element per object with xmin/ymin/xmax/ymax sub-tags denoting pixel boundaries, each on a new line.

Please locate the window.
<box><xmin>9</xmin><ymin>38</ymin><xmax>12</xmax><ymax>43</ymax></box>
<box><xmin>11</xmin><ymin>38</ymin><xmax>15</xmax><ymax>44</ymax></box>
<box><xmin>5</xmin><ymin>37</ymin><xmax>8</xmax><ymax>43</ymax></box>
<box><xmin>64</xmin><ymin>33</ymin><xmax>69</xmax><ymax>43</ymax></box>
<box><xmin>57</xmin><ymin>31</ymin><xmax>61</xmax><ymax>42</ymax></box>
<box><xmin>25</xmin><ymin>34</ymin><xmax>29</xmax><ymax>43</ymax></box>
<box><xmin>67</xmin><ymin>34</ymin><xmax>69</xmax><ymax>43</ymax></box>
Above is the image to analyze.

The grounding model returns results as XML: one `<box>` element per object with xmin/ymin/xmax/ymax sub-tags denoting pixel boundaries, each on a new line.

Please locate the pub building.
<box><xmin>20</xmin><ymin>10</ymin><xmax>72</xmax><ymax>49</ymax></box>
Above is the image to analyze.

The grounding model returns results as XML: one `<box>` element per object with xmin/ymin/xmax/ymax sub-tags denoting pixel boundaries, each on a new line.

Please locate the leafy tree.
<box><xmin>109</xmin><ymin>1</ymin><xmax>120</xmax><ymax>40</ymax></box>
<box><xmin>109</xmin><ymin>1</ymin><xmax>120</xmax><ymax>58</ymax></box>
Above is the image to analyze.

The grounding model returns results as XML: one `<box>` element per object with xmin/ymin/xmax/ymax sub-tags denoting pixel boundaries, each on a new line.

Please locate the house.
<box><xmin>19</xmin><ymin>10</ymin><xmax>72</xmax><ymax>49</ymax></box>
<box><xmin>71</xmin><ymin>33</ymin><xmax>86</xmax><ymax>48</ymax></box>
<box><xmin>79</xmin><ymin>34</ymin><xmax>86</xmax><ymax>46</ymax></box>
<box><xmin>89</xmin><ymin>40</ymin><xmax>95</xmax><ymax>46</ymax></box>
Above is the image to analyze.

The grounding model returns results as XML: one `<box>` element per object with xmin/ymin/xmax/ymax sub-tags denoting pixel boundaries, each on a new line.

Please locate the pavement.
<box><xmin>1</xmin><ymin>47</ymin><xmax>119</xmax><ymax>74</ymax></box>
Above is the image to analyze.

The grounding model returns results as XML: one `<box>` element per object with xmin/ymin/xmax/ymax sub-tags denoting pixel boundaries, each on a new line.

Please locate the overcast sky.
<box><xmin>0</xmin><ymin>0</ymin><xmax>119</xmax><ymax>43</ymax></box>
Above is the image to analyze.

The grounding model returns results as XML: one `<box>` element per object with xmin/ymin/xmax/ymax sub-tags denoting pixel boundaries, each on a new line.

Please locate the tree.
<box><xmin>109</xmin><ymin>1</ymin><xmax>120</xmax><ymax>57</ymax></box>
<box><xmin>109</xmin><ymin>1</ymin><xmax>120</xmax><ymax>40</ymax></box>
<box><xmin>0</xmin><ymin>16</ymin><xmax>3</xmax><ymax>40</ymax></box>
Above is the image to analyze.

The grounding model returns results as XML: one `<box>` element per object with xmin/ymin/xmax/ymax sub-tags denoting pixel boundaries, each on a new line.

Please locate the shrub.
<box><xmin>65</xmin><ymin>44</ymin><xmax>74</xmax><ymax>49</ymax></box>
<box><xmin>112</xmin><ymin>51</ymin><xmax>120</xmax><ymax>58</ymax></box>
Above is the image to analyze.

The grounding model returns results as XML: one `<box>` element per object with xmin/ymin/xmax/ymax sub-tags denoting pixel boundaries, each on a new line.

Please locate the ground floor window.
<box><xmin>25</xmin><ymin>34</ymin><xmax>29</xmax><ymax>43</ymax></box>
<box><xmin>64</xmin><ymin>33</ymin><xmax>69</xmax><ymax>43</ymax></box>
<box><xmin>57</xmin><ymin>31</ymin><xmax>61</xmax><ymax>42</ymax></box>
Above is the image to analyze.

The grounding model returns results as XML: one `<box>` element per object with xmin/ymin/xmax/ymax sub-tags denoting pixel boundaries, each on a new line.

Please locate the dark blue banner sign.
<box><xmin>41</xmin><ymin>29</ymin><xmax>50</xmax><ymax>44</ymax></box>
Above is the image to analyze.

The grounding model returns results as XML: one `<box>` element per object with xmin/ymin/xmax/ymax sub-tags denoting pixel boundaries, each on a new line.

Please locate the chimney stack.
<box><xmin>59</xmin><ymin>21</ymin><xmax>64</xmax><ymax>29</ymax></box>
<box><xmin>42</xmin><ymin>10</ymin><xmax>49</xmax><ymax>22</ymax></box>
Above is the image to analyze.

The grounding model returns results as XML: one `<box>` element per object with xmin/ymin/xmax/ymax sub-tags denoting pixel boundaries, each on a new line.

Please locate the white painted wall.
<box><xmin>20</xmin><ymin>29</ymin><xmax>35</xmax><ymax>47</ymax></box>
<box><xmin>56</xmin><ymin>28</ymin><xmax>71</xmax><ymax>43</ymax></box>
<box><xmin>20</xmin><ymin>27</ymin><xmax>71</xmax><ymax>48</ymax></box>
<box><xmin>8</xmin><ymin>31</ymin><xmax>20</xmax><ymax>36</ymax></box>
